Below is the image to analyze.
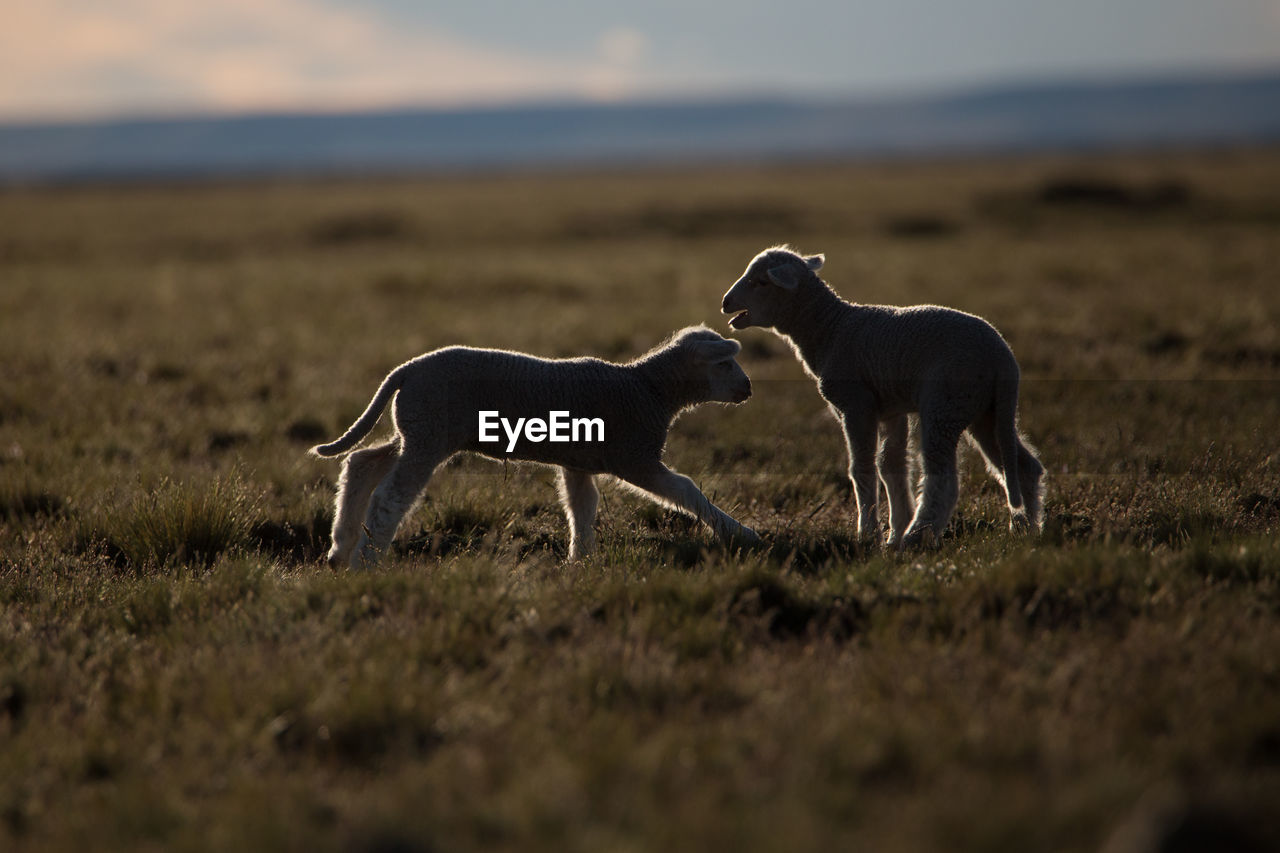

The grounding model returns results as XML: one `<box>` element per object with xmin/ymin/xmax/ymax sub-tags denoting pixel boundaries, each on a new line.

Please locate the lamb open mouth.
<box><xmin>727</xmin><ymin>310</ymin><xmax>749</xmax><ymax>329</ymax></box>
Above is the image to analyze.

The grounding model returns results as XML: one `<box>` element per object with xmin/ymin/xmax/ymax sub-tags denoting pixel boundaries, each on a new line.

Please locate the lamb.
<box><xmin>721</xmin><ymin>245</ymin><xmax>1044</xmax><ymax>548</ymax></box>
<box><xmin>311</xmin><ymin>326</ymin><xmax>760</xmax><ymax>567</ymax></box>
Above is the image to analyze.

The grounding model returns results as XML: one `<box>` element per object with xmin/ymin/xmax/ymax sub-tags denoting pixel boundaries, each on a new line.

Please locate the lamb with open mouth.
<box><xmin>720</xmin><ymin>244</ymin><xmax>1045</xmax><ymax>549</ymax></box>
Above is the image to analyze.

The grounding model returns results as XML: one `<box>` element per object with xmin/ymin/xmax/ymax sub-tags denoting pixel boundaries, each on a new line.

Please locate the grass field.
<box><xmin>2</xmin><ymin>150</ymin><xmax>1279</xmax><ymax>852</ymax></box>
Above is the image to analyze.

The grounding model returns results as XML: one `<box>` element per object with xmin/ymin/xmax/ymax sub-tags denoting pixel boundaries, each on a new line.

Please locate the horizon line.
<box><xmin>4</xmin><ymin>60</ymin><xmax>1279</xmax><ymax>130</ymax></box>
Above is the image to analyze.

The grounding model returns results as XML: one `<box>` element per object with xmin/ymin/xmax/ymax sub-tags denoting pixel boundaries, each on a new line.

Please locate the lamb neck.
<box><xmin>773</xmin><ymin>284</ymin><xmax>850</xmax><ymax>374</ymax></box>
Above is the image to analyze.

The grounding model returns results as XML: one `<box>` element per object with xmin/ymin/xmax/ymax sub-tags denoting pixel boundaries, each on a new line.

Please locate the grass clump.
<box><xmin>85</xmin><ymin>477</ymin><xmax>257</xmax><ymax>572</ymax></box>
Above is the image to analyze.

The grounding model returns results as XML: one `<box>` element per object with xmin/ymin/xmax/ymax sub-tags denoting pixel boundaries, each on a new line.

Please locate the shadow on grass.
<box><xmin>249</xmin><ymin>509</ymin><xmax>332</xmax><ymax>564</ymax></box>
<box><xmin>977</xmin><ymin>174</ymin><xmax>1198</xmax><ymax>226</ymax></box>
<box><xmin>560</xmin><ymin>199</ymin><xmax>807</xmax><ymax>240</ymax></box>
<box><xmin>0</xmin><ymin>488</ymin><xmax>65</xmax><ymax>521</ymax></box>
<box><xmin>974</xmin><ymin>582</ymin><xmax>1133</xmax><ymax>634</ymax></box>
<box><xmin>270</xmin><ymin>707</ymin><xmax>443</xmax><ymax>770</ymax></box>
<box><xmin>394</xmin><ymin>499</ymin><xmax>567</xmax><ymax>563</ymax></box>
<box><xmin>729</xmin><ymin>572</ymin><xmax>866</xmax><ymax>641</ymax></box>
<box><xmin>305</xmin><ymin>209</ymin><xmax>413</xmax><ymax>247</ymax></box>
<box><xmin>398</xmin><ymin>502</ymin><xmax>501</xmax><ymax>561</ymax></box>
<box><xmin>761</xmin><ymin>531</ymin><xmax>871</xmax><ymax>572</ymax></box>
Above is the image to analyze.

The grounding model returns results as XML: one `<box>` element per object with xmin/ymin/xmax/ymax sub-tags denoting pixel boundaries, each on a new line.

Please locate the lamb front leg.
<box><xmin>623</xmin><ymin>463</ymin><xmax>760</xmax><ymax>549</ymax></box>
<box><xmin>877</xmin><ymin>414</ymin><xmax>914</xmax><ymax>548</ymax></box>
<box><xmin>836</xmin><ymin>406</ymin><xmax>881</xmax><ymax>544</ymax></box>
<box><xmin>558</xmin><ymin>467</ymin><xmax>600</xmax><ymax>560</ymax></box>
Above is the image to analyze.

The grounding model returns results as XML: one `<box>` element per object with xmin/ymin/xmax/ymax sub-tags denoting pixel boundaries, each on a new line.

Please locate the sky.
<box><xmin>4</xmin><ymin>0</ymin><xmax>1280</xmax><ymax>122</ymax></box>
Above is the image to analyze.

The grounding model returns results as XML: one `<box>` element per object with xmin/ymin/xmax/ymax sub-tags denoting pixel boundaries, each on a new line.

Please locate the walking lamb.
<box><xmin>311</xmin><ymin>326</ymin><xmax>760</xmax><ymax>566</ymax></box>
<box><xmin>721</xmin><ymin>245</ymin><xmax>1044</xmax><ymax>548</ymax></box>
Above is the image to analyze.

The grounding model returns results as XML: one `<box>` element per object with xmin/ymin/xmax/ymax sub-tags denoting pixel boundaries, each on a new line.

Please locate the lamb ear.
<box><xmin>804</xmin><ymin>254</ymin><xmax>824</xmax><ymax>272</ymax></box>
<box><xmin>767</xmin><ymin>265</ymin><xmax>800</xmax><ymax>290</ymax></box>
<box><xmin>690</xmin><ymin>337</ymin><xmax>741</xmax><ymax>363</ymax></box>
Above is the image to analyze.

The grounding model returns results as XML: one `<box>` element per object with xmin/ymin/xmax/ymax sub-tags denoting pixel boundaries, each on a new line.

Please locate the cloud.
<box><xmin>597</xmin><ymin>27</ymin><xmax>650</xmax><ymax>66</ymax></box>
<box><xmin>582</xmin><ymin>26</ymin><xmax>653</xmax><ymax>100</ymax></box>
<box><xmin>0</xmin><ymin>0</ymin><xmax>650</xmax><ymax>119</ymax></box>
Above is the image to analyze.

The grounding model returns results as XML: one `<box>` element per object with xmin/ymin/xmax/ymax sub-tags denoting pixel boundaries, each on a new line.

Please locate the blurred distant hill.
<box><xmin>3</xmin><ymin>69</ymin><xmax>1279</xmax><ymax>182</ymax></box>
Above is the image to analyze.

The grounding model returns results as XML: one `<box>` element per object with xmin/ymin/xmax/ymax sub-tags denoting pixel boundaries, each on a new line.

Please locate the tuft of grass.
<box><xmin>1177</xmin><ymin>537</ymin><xmax>1276</xmax><ymax>584</ymax></box>
<box><xmin>83</xmin><ymin>477</ymin><xmax>257</xmax><ymax>572</ymax></box>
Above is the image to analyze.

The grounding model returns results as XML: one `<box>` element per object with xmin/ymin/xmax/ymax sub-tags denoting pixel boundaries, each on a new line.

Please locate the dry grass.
<box><xmin>2</xmin><ymin>150</ymin><xmax>1279</xmax><ymax>852</ymax></box>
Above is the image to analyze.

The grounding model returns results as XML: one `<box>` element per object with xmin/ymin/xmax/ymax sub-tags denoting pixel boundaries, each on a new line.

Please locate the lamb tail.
<box><xmin>993</xmin><ymin>367</ymin><xmax>1025</xmax><ymax>516</ymax></box>
<box><xmin>310</xmin><ymin>366</ymin><xmax>406</xmax><ymax>457</ymax></box>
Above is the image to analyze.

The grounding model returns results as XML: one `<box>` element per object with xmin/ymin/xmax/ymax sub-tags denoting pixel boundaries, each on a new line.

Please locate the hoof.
<box><xmin>566</xmin><ymin>545</ymin><xmax>595</xmax><ymax>562</ymax></box>
<box><xmin>899</xmin><ymin>526</ymin><xmax>940</xmax><ymax>550</ymax></box>
<box><xmin>1009</xmin><ymin>511</ymin><xmax>1033</xmax><ymax>534</ymax></box>
<box><xmin>731</xmin><ymin>525</ymin><xmax>763</xmax><ymax>550</ymax></box>
<box><xmin>856</xmin><ymin>531</ymin><xmax>882</xmax><ymax>549</ymax></box>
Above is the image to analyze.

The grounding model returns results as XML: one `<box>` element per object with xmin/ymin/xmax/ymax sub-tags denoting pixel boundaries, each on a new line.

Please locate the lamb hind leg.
<box><xmin>1016</xmin><ymin>441</ymin><xmax>1045</xmax><ymax>531</ymax></box>
<box><xmin>327</xmin><ymin>440</ymin><xmax>400</xmax><ymax>567</ymax></box>
<box><xmin>901</xmin><ymin>418</ymin><xmax>963</xmax><ymax>548</ymax></box>
<box><xmin>964</xmin><ymin>414</ymin><xmax>1021</xmax><ymax>524</ymax></box>
<box><xmin>966</xmin><ymin>413</ymin><xmax>1045</xmax><ymax>533</ymax></box>
<box><xmin>353</xmin><ymin>444</ymin><xmax>447</xmax><ymax>568</ymax></box>
<box><xmin>620</xmin><ymin>462</ymin><xmax>759</xmax><ymax>548</ymax></box>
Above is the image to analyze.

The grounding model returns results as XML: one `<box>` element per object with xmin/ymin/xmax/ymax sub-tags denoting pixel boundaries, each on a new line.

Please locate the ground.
<box><xmin>1</xmin><ymin>151</ymin><xmax>1279</xmax><ymax>852</ymax></box>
